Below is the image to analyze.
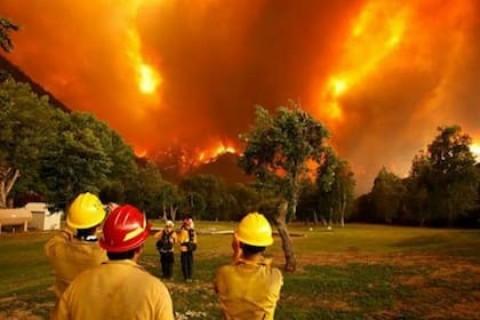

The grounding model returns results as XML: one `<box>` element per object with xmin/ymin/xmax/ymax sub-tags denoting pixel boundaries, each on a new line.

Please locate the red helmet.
<box><xmin>183</xmin><ymin>217</ymin><xmax>193</xmax><ymax>228</ymax></box>
<box><xmin>100</xmin><ymin>205</ymin><xmax>151</xmax><ymax>252</ymax></box>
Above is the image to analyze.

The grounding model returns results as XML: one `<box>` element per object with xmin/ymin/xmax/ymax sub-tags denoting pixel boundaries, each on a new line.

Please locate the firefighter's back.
<box><xmin>56</xmin><ymin>260</ymin><xmax>173</xmax><ymax>320</ymax></box>
<box><xmin>216</xmin><ymin>258</ymin><xmax>283</xmax><ymax>320</ymax></box>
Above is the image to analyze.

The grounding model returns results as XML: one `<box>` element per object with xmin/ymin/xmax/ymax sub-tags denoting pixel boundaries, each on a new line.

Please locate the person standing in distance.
<box><xmin>154</xmin><ymin>220</ymin><xmax>177</xmax><ymax>280</ymax></box>
<box><xmin>55</xmin><ymin>204</ymin><xmax>174</xmax><ymax>320</ymax></box>
<box><xmin>45</xmin><ymin>192</ymin><xmax>107</xmax><ymax>299</ymax></box>
<box><xmin>178</xmin><ymin>217</ymin><xmax>197</xmax><ymax>282</ymax></box>
<box><xmin>215</xmin><ymin>212</ymin><xmax>283</xmax><ymax>320</ymax></box>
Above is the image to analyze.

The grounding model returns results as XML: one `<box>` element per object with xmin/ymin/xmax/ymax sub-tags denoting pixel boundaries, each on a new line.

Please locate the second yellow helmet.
<box><xmin>236</xmin><ymin>212</ymin><xmax>274</xmax><ymax>247</ymax></box>
<box><xmin>67</xmin><ymin>192</ymin><xmax>106</xmax><ymax>229</ymax></box>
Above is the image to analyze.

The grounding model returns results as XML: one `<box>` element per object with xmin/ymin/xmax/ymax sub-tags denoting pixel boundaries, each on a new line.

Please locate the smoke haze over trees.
<box><xmin>1</xmin><ymin>1</ymin><xmax>480</xmax><ymax>192</ymax></box>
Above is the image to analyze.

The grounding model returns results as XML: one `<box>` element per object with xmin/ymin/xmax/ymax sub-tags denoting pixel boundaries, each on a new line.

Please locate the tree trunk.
<box><xmin>0</xmin><ymin>168</ymin><xmax>20</xmax><ymax>208</ymax></box>
<box><xmin>170</xmin><ymin>205</ymin><xmax>177</xmax><ymax>222</ymax></box>
<box><xmin>273</xmin><ymin>201</ymin><xmax>297</xmax><ymax>272</ymax></box>
<box><xmin>162</xmin><ymin>198</ymin><xmax>167</xmax><ymax>220</ymax></box>
<box><xmin>312</xmin><ymin>210</ymin><xmax>319</xmax><ymax>225</ymax></box>
<box><xmin>320</xmin><ymin>215</ymin><xmax>327</xmax><ymax>226</ymax></box>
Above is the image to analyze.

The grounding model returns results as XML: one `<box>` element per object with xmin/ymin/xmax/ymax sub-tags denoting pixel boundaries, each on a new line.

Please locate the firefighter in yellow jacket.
<box><xmin>178</xmin><ymin>217</ymin><xmax>197</xmax><ymax>282</ymax></box>
<box><xmin>215</xmin><ymin>212</ymin><xmax>283</xmax><ymax>320</ymax></box>
<box><xmin>45</xmin><ymin>192</ymin><xmax>107</xmax><ymax>298</ymax></box>
<box><xmin>56</xmin><ymin>204</ymin><xmax>174</xmax><ymax>320</ymax></box>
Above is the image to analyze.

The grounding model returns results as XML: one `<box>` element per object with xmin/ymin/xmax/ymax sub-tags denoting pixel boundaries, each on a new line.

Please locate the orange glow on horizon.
<box><xmin>1</xmin><ymin>0</ymin><xmax>479</xmax><ymax>194</ymax></box>
<box><xmin>471</xmin><ymin>142</ymin><xmax>480</xmax><ymax>159</ymax></box>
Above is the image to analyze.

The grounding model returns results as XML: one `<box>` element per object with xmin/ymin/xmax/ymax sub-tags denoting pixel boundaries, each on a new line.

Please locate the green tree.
<box><xmin>239</xmin><ymin>102</ymin><xmax>330</xmax><ymax>271</ymax></box>
<box><xmin>297</xmin><ymin>179</ymin><xmax>321</xmax><ymax>224</ymax></box>
<box><xmin>409</xmin><ymin>126</ymin><xmax>480</xmax><ymax>226</ymax></box>
<box><xmin>228</xmin><ymin>183</ymin><xmax>261</xmax><ymax>221</ymax></box>
<box><xmin>0</xmin><ymin>79</ymin><xmax>62</xmax><ymax>207</ymax></box>
<box><xmin>316</xmin><ymin>151</ymin><xmax>355</xmax><ymax>227</ymax></box>
<box><xmin>70</xmin><ymin>112</ymin><xmax>136</xmax><ymax>181</ymax></box>
<box><xmin>158</xmin><ymin>181</ymin><xmax>184</xmax><ymax>222</ymax></box>
<box><xmin>406</xmin><ymin>152</ymin><xmax>433</xmax><ymax>226</ymax></box>
<box><xmin>371</xmin><ymin>167</ymin><xmax>405</xmax><ymax>224</ymax></box>
<box><xmin>41</xmin><ymin>112</ymin><xmax>112</xmax><ymax>209</ymax></box>
<box><xmin>180</xmin><ymin>191</ymin><xmax>206</xmax><ymax>219</ymax></box>
<box><xmin>71</xmin><ymin>113</ymin><xmax>137</xmax><ymax>203</ymax></box>
<box><xmin>329</xmin><ymin>159</ymin><xmax>355</xmax><ymax>227</ymax></box>
<box><xmin>125</xmin><ymin>160</ymin><xmax>164</xmax><ymax>218</ymax></box>
<box><xmin>180</xmin><ymin>174</ymin><xmax>228</xmax><ymax>220</ymax></box>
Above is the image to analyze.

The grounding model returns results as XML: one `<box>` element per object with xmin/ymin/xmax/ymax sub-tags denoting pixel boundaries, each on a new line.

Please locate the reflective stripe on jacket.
<box><xmin>45</xmin><ymin>230</ymin><xmax>107</xmax><ymax>297</ymax></box>
<box><xmin>55</xmin><ymin>260</ymin><xmax>174</xmax><ymax>320</ymax></box>
<box><xmin>215</xmin><ymin>256</ymin><xmax>283</xmax><ymax>320</ymax></box>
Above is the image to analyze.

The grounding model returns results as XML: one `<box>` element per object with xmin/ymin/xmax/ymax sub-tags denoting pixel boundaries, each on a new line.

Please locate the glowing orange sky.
<box><xmin>1</xmin><ymin>0</ymin><xmax>479</xmax><ymax>192</ymax></box>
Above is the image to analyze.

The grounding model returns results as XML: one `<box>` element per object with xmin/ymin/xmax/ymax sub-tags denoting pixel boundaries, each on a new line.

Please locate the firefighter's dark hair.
<box><xmin>107</xmin><ymin>245</ymin><xmax>143</xmax><ymax>260</ymax></box>
<box><xmin>241</xmin><ymin>243</ymin><xmax>266</xmax><ymax>257</ymax></box>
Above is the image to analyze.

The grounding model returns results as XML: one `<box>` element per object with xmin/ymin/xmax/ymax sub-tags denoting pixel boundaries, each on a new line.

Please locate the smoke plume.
<box><xmin>1</xmin><ymin>0</ymin><xmax>479</xmax><ymax>192</ymax></box>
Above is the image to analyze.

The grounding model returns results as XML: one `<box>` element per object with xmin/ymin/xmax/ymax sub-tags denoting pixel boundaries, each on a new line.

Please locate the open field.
<box><xmin>1</xmin><ymin>223</ymin><xmax>480</xmax><ymax>319</ymax></box>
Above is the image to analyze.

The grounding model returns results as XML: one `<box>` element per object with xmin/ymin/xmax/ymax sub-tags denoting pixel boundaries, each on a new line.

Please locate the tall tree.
<box><xmin>41</xmin><ymin>112</ymin><xmax>112</xmax><ymax>209</ymax></box>
<box><xmin>371</xmin><ymin>167</ymin><xmax>405</xmax><ymax>224</ymax></box>
<box><xmin>158</xmin><ymin>181</ymin><xmax>183</xmax><ymax>222</ymax></box>
<box><xmin>409</xmin><ymin>126</ymin><xmax>480</xmax><ymax>226</ymax></box>
<box><xmin>329</xmin><ymin>159</ymin><xmax>355</xmax><ymax>227</ymax></box>
<box><xmin>180</xmin><ymin>174</ymin><xmax>228</xmax><ymax>220</ymax></box>
<box><xmin>406</xmin><ymin>152</ymin><xmax>433</xmax><ymax>226</ymax></box>
<box><xmin>229</xmin><ymin>183</ymin><xmax>261</xmax><ymax>221</ymax></box>
<box><xmin>0</xmin><ymin>79</ymin><xmax>62</xmax><ymax>207</ymax></box>
<box><xmin>125</xmin><ymin>160</ymin><xmax>164</xmax><ymax>218</ymax></box>
<box><xmin>239</xmin><ymin>102</ymin><xmax>330</xmax><ymax>271</ymax></box>
<box><xmin>316</xmin><ymin>151</ymin><xmax>355</xmax><ymax>227</ymax></box>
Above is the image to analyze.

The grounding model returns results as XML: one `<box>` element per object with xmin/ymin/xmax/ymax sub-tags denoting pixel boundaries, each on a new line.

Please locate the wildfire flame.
<box><xmin>134</xmin><ymin>147</ymin><xmax>147</xmax><ymax>158</ymax></box>
<box><xmin>138</xmin><ymin>63</ymin><xmax>161</xmax><ymax>94</ymax></box>
<box><xmin>126</xmin><ymin>2</ymin><xmax>162</xmax><ymax>97</ymax></box>
<box><xmin>318</xmin><ymin>1</ymin><xmax>409</xmax><ymax>123</ymax></box>
<box><xmin>471</xmin><ymin>141</ymin><xmax>480</xmax><ymax>159</ymax></box>
<box><xmin>197</xmin><ymin>142</ymin><xmax>237</xmax><ymax>163</ymax></box>
<box><xmin>1</xmin><ymin>0</ymin><xmax>479</xmax><ymax>192</ymax></box>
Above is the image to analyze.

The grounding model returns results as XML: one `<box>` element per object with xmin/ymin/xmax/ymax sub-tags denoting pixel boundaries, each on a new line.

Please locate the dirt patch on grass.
<box><xmin>0</xmin><ymin>309</ymin><xmax>42</xmax><ymax>320</ymax></box>
<box><xmin>282</xmin><ymin>293</ymin><xmax>359</xmax><ymax>312</ymax></box>
<box><xmin>286</xmin><ymin>253</ymin><xmax>480</xmax><ymax>319</ymax></box>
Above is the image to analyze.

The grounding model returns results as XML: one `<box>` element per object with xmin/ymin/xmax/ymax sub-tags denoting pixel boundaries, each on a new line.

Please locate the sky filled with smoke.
<box><xmin>1</xmin><ymin>0</ymin><xmax>479</xmax><ymax>192</ymax></box>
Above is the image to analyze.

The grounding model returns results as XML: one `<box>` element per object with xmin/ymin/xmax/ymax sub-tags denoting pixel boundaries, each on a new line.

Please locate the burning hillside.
<box><xmin>1</xmin><ymin>0</ymin><xmax>479</xmax><ymax>191</ymax></box>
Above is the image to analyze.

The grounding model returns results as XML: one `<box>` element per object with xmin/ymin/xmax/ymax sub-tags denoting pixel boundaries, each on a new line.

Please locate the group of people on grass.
<box><xmin>45</xmin><ymin>192</ymin><xmax>283</xmax><ymax>320</ymax></box>
<box><xmin>153</xmin><ymin>217</ymin><xmax>197</xmax><ymax>282</ymax></box>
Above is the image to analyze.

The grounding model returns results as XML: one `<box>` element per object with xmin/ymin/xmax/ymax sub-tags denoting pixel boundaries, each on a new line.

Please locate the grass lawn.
<box><xmin>1</xmin><ymin>222</ymin><xmax>480</xmax><ymax>319</ymax></box>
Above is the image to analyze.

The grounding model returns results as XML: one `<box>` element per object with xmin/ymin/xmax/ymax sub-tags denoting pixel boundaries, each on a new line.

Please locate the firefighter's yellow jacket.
<box><xmin>45</xmin><ymin>230</ymin><xmax>107</xmax><ymax>297</ymax></box>
<box><xmin>55</xmin><ymin>260</ymin><xmax>174</xmax><ymax>320</ymax></box>
<box><xmin>214</xmin><ymin>256</ymin><xmax>283</xmax><ymax>320</ymax></box>
<box><xmin>177</xmin><ymin>228</ymin><xmax>197</xmax><ymax>252</ymax></box>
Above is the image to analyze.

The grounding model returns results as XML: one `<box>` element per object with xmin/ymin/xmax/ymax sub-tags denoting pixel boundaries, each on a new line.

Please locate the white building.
<box><xmin>25</xmin><ymin>202</ymin><xmax>63</xmax><ymax>231</ymax></box>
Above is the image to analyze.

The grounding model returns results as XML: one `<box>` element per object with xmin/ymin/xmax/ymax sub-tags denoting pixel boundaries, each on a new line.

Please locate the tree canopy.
<box><xmin>239</xmin><ymin>101</ymin><xmax>331</xmax><ymax>271</ymax></box>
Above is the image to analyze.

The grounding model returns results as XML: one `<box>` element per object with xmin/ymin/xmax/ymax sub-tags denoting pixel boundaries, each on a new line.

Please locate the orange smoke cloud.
<box><xmin>1</xmin><ymin>0</ymin><xmax>479</xmax><ymax>192</ymax></box>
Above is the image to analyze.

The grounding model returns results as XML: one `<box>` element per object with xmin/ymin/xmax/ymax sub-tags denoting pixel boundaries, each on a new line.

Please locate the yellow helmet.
<box><xmin>236</xmin><ymin>212</ymin><xmax>273</xmax><ymax>247</ymax></box>
<box><xmin>67</xmin><ymin>192</ymin><xmax>106</xmax><ymax>229</ymax></box>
